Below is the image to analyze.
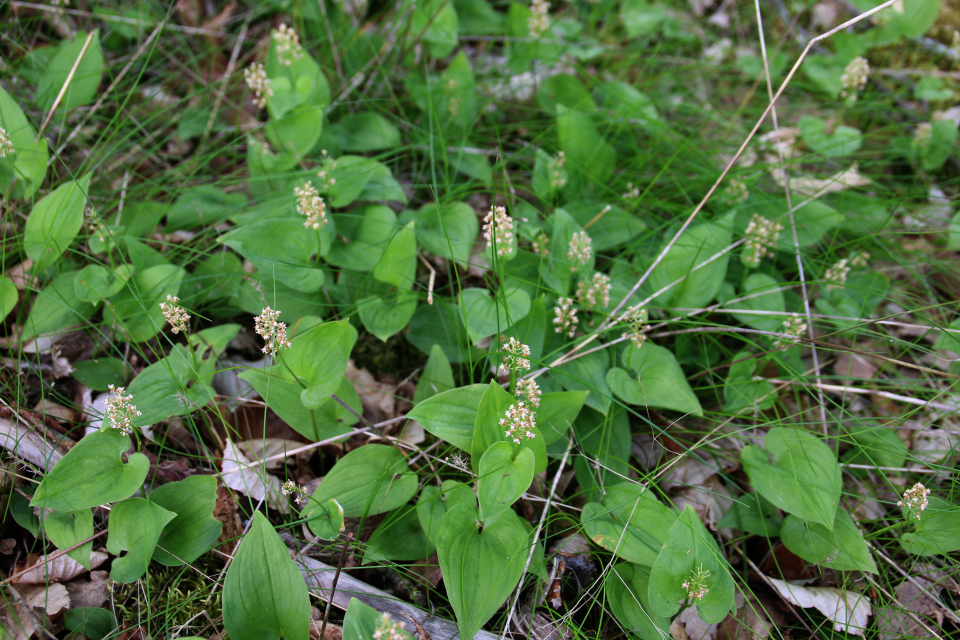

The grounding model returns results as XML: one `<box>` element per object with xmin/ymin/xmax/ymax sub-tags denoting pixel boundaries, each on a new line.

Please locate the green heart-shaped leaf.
<box><xmin>437</xmin><ymin>505</ymin><xmax>526</xmax><ymax>639</ymax></box>
<box><xmin>106</xmin><ymin>498</ymin><xmax>177</xmax><ymax>583</ymax></box>
<box><xmin>605</xmin><ymin>564</ymin><xmax>671</xmax><ymax>640</ymax></box>
<box><xmin>149</xmin><ymin>475</ymin><xmax>222</xmax><ymax>566</ymax></box>
<box><xmin>741</xmin><ymin>427</ymin><xmax>841</xmax><ymax>530</ymax></box>
<box><xmin>406</xmin><ymin>383</ymin><xmax>487</xmax><ymax>450</ymax></box>
<box><xmin>580</xmin><ymin>482</ymin><xmax>677</xmax><ymax>566</ymax></box>
<box><xmin>781</xmin><ymin>508</ymin><xmax>877</xmax><ymax>573</ymax></box>
<box><xmin>607</xmin><ymin>343</ymin><xmax>702</xmax><ymax>416</ymax></box>
<box><xmin>459</xmin><ymin>287</ymin><xmax>531</xmax><ymax>344</ymax></box>
<box><xmin>304</xmin><ymin>444</ymin><xmax>418</xmax><ymax>534</ymax></box>
<box><xmin>31</xmin><ymin>429</ymin><xmax>149</xmax><ymax>512</ymax></box>
<box><xmin>647</xmin><ymin>506</ymin><xmax>736</xmax><ymax>624</ymax></box>
<box><xmin>477</xmin><ymin>442</ymin><xmax>536</xmax><ymax>519</ymax></box>
<box><xmin>799</xmin><ymin>115</ymin><xmax>862</xmax><ymax>158</ymax></box>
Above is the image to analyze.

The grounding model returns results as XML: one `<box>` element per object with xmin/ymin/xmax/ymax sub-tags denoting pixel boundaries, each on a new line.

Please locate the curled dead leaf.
<box><xmin>12</xmin><ymin>551</ymin><xmax>108</xmax><ymax>585</ymax></box>
<box><xmin>767</xmin><ymin>577</ymin><xmax>872</xmax><ymax>636</ymax></box>
<box><xmin>221</xmin><ymin>438</ymin><xmax>289</xmax><ymax>514</ymax></box>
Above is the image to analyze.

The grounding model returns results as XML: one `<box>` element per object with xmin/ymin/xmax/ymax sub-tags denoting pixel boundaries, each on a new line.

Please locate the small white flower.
<box><xmin>774</xmin><ymin>314</ymin><xmax>807</xmax><ymax>348</ymax></box>
<box><xmin>682</xmin><ymin>564</ymin><xmax>711</xmax><ymax>601</ymax></box>
<box><xmin>743</xmin><ymin>214</ymin><xmax>783</xmax><ymax>267</ymax></box>
<box><xmin>159</xmin><ymin>295</ymin><xmax>190</xmax><ymax>334</ymax></box>
<box><xmin>553</xmin><ymin>296</ymin><xmax>578</xmax><ymax>338</ymax></box>
<box><xmin>897</xmin><ymin>482</ymin><xmax>930</xmax><ymax>520</ymax></box>
<box><xmin>373</xmin><ymin>612</ymin><xmax>407</xmax><ymax>640</ymax></box>
<box><xmin>516</xmin><ymin>378</ymin><xmax>541</xmax><ymax>408</ymax></box>
<box><xmin>576</xmin><ymin>273</ymin><xmax>611</xmax><ymax>310</ymax></box>
<box><xmin>528</xmin><ymin>0</ymin><xmax>550</xmax><ymax>38</ymax></box>
<box><xmin>483</xmin><ymin>205</ymin><xmax>515</xmax><ymax>256</ymax></box>
<box><xmin>502</xmin><ymin>337</ymin><xmax>531</xmax><ymax>371</ymax></box>
<box><xmin>294</xmin><ymin>181</ymin><xmax>328</xmax><ymax>229</ymax></box>
<box><xmin>104</xmin><ymin>385</ymin><xmax>142</xmax><ymax>436</ymax></box>
<box><xmin>621</xmin><ymin>305</ymin><xmax>649</xmax><ymax>349</ymax></box>
<box><xmin>567</xmin><ymin>231</ymin><xmax>593</xmax><ymax>271</ymax></box>
<box><xmin>622</xmin><ymin>182</ymin><xmax>640</xmax><ymax>199</ymax></box>
<box><xmin>272</xmin><ymin>24</ymin><xmax>303</xmax><ymax>66</ymax></box>
<box><xmin>824</xmin><ymin>252</ymin><xmax>868</xmax><ymax>290</ymax></box>
<box><xmin>243</xmin><ymin>62</ymin><xmax>272</xmax><ymax>109</ymax></box>
<box><xmin>254</xmin><ymin>307</ymin><xmax>292</xmax><ymax>356</ymax></box>
<box><xmin>532</xmin><ymin>231</ymin><xmax>550</xmax><ymax>256</ymax></box>
<box><xmin>500</xmin><ymin>402</ymin><xmax>537</xmax><ymax>444</ymax></box>
<box><xmin>726</xmin><ymin>178</ymin><xmax>749</xmax><ymax>203</ymax></box>
<box><xmin>0</xmin><ymin>127</ymin><xmax>14</xmax><ymax>159</ymax></box>
<box><xmin>841</xmin><ymin>56</ymin><xmax>869</xmax><ymax>100</ymax></box>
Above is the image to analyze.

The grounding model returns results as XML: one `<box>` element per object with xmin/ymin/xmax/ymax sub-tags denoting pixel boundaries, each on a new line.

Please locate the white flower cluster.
<box><xmin>104</xmin><ymin>385</ymin><xmax>142</xmax><ymax>436</ymax></box>
<box><xmin>502</xmin><ymin>337</ymin><xmax>531</xmax><ymax>371</ymax></box>
<box><xmin>159</xmin><ymin>295</ymin><xmax>190</xmax><ymax>334</ymax></box>
<box><xmin>567</xmin><ymin>231</ymin><xmax>592</xmax><ymax>271</ymax></box>
<box><xmin>501</xmin><ymin>402</ymin><xmax>537</xmax><ymax>444</ymax></box>
<box><xmin>553</xmin><ymin>296</ymin><xmax>578</xmax><ymax>338</ymax></box>
<box><xmin>294</xmin><ymin>181</ymin><xmax>328</xmax><ymax>230</ymax></box>
<box><xmin>0</xmin><ymin>127</ymin><xmax>13</xmax><ymax>158</ymax></box>
<box><xmin>726</xmin><ymin>179</ymin><xmax>749</xmax><ymax>203</ymax></box>
<box><xmin>533</xmin><ymin>231</ymin><xmax>550</xmax><ymax>256</ymax></box>
<box><xmin>281</xmin><ymin>480</ymin><xmax>308</xmax><ymax>505</ymax></box>
<box><xmin>681</xmin><ymin>564</ymin><xmax>711</xmax><ymax>602</ymax></box>
<box><xmin>516</xmin><ymin>378</ymin><xmax>541</xmax><ymax>408</ymax></box>
<box><xmin>898</xmin><ymin>482</ymin><xmax>930</xmax><ymax>520</ymax></box>
<box><xmin>622</xmin><ymin>182</ymin><xmax>640</xmax><ymax>199</ymax></box>
<box><xmin>824</xmin><ymin>252</ymin><xmax>869</xmax><ymax>290</ymax></box>
<box><xmin>549</xmin><ymin>151</ymin><xmax>566</xmax><ymax>188</ymax></box>
<box><xmin>272</xmin><ymin>24</ymin><xmax>303</xmax><ymax>66</ymax></box>
<box><xmin>85</xmin><ymin>207</ymin><xmax>111</xmax><ymax>244</ymax></box>
<box><xmin>743</xmin><ymin>214</ymin><xmax>783</xmax><ymax>267</ymax></box>
<box><xmin>576</xmin><ymin>272</ymin><xmax>611</xmax><ymax>310</ymax></box>
<box><xmin>243</xmin><ymin>62</ymin><xmax>272</xmax><ymax>109</ymax></box>
<box><xmin>483</xmin><ymin>205</ymin><xmax>515</xmax><ymax>257</ymax></box>
<box><xmin>621</xmin><ymin>305</ymin><xmax>649</xmax><ymax>349</ymax></box>
<box><xmin>528</xmin><ymin>0</ymin><xmax>550</xmax><ymax>38</ymax></box>
<box><xmin>316</xmin><ymin>149</ymin><xmax>337</xmax><ymax>190</ymax></box>
<box><xmin>774</xmin><ymin>314</ymin><xmax>807</xmax><ymax>348</ymax></box>
<box><xmin>373</xmin><ymin>613</ymin><xmax>406</xmax><ymax>640</ymax></box>
<box><xmin>914</xmin><ymin>122</ymin><xmax>933</xmax><ymax>150</ymax></box>
<box><xmin>841</xmin><ymin>56</ymin><xmax>869</xmax><ymax>100</ymax></box>
<box><xmin>254</xmin><ymin>306</ymin><xmax>292</xmax><ymax>356</ymax></box>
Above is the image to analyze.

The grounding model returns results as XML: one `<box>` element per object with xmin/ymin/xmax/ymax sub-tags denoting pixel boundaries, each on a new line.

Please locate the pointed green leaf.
<box><xmin>24</xmin><ymin>174</ymin><xmax>91</xmax><ymax>271</ymax></box>
<box><xmin>223</xmin><ymin>512</ymin><xmax>310</xmax><ymax>640</ymax></box>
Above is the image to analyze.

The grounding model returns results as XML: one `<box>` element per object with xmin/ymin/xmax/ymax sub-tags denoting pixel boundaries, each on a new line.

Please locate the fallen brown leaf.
<box><xmin>221</xmin><ymin>438</ymin><xmax>289</xmax><ymax>514</ymax></box>
<box><xmin>11</xmin><ymin>551</ymin><xmax>108</xmax><ymax>585</ymax></box>
<box><xmin>14</xmin><ymin>583</ymin><xmax>71</xmax><ymax>616</ymax></box>
<box><xmin>214</xmin><ymin>484</ymin><xmax>243</xmax><ymax>554</ymax></box>
<box><xmin>671</xmin><ymin>605</ymin><xmax>717</xmax><ymax>640</ymax></box>
<box><xmin>63</xmin><ymin>570</ymin><xmax>110</xmax><ymax>609</ymax></box>
<box><xmin>877</xmin><ymin>578</ymin><xmax>944</xmax><ymax>640</ymax></box>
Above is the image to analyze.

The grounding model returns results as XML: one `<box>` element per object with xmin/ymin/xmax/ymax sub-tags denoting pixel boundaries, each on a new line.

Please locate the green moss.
<box><xmin>112</xmin><ymin>554</ymin><xmax>223</xmax><ymax>633</ymax></box>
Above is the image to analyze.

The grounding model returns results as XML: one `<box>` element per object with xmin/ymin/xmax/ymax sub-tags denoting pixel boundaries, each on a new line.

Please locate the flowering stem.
<box><xmin>276</xmin><ymin>352</ymin><xmax>319</xmax><ymax>437</ymax></box>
